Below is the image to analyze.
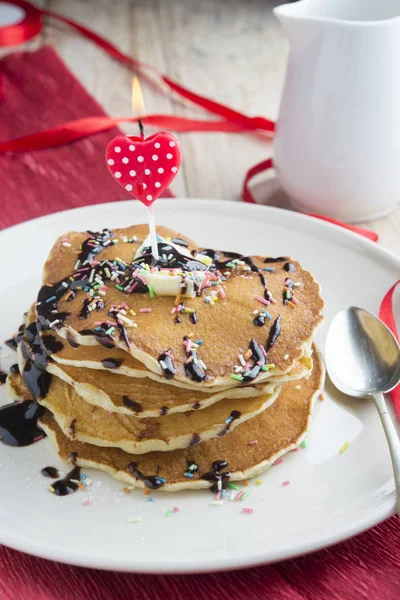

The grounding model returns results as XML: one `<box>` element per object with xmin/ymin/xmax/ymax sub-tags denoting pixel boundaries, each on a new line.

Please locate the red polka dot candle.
<box><xmin>105</xmin><ymin>78</ymin><xmax>182</xmax><ymax>259</ymax></box>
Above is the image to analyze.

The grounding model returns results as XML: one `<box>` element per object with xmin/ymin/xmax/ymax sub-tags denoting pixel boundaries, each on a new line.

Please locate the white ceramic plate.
<box><xmin>0</xmin><ymin>199</ymin><xmax>399</xmax><ymax>573</ymax></box>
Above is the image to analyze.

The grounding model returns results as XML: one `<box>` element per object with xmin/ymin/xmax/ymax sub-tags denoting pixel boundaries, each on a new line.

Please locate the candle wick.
<box><xmin>138</xmin><ymin>118</ymin><xmax>145</xmax><ymax>140</ymax></box>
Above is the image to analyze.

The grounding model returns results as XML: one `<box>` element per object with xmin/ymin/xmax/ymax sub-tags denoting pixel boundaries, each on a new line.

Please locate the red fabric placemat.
<box><xmin>0</xmin><ymin>46</ymin><xmax>128</xmax><ymax>230</ymax></box>
<box><xmin>0</xmin><ymin>47</ymin><xmax>399</xmax><ymax>600</ymax></box>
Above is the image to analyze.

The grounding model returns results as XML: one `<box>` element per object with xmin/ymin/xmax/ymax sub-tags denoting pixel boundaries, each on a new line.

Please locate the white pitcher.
<box><xmin>273</xmin><ymin>0</ymin><xmax>400</xmax><ymax>223</ymax></box>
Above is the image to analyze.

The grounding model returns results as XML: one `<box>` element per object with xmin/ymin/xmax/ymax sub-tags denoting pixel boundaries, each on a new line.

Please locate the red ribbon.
<box><xmin>379</xmin><ymin>281</ymin><xmax>400</xmax><ymax>415</ymax></box>
<box><xmin>0</xmin><ymin>1</ymin><xmax>41</xmax><ymax>47</ymax></box>
<box><xmin>0</xmin><ymin>115</ymin><xmax>269</xmax><ymax>153</ymax></box>
<box><xmin>1</xmin><ymin>1</ymin><xmax>397</xmax><ymax>413</ymax></box>
<box><xmin>242</xmin><ymin>157</ymin><xmax>379</xmax><ymax>242</ymax></box>
<box><xmin>0</xmin><ymin>1</ymin><xmax>274</xmax><ymax>135</ymax></box>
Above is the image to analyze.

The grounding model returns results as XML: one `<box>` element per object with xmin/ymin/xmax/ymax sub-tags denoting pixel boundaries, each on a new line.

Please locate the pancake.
<box><xmin>38</xmin><ymin>351</ymin><xmax>324</xmax><ymax>491</ymax></box>
<box><xmin>35</xmin><ymin>224</ymin><xmax>324</xmax><ymax>388</ymax></box>
<box><xmin>23</xmin><ymin>374</ymin><xmax>281</xmax><ymax>454</ymax></box>
<box><xmin>44</xmin><ymin>353</ymin><xmax>311</xmax><ymax>417</ymax></box>
<box><xmin>17</xmin><ymin>315</ymin><xmax>312</xmax><ymax>417</ymax></box>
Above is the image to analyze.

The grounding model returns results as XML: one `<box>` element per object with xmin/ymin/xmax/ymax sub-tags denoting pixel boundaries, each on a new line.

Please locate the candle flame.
<box><xmin>131</xmin><ymin>77</ymin><xmax>145</xmax><ymax>115</ymax></box>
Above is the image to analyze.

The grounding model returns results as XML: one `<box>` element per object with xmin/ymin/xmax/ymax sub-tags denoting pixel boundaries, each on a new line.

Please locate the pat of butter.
<box><xmin>141</xmin><ymin>271</ymin><xmax>206</xmax><ymax>298</ymax></box>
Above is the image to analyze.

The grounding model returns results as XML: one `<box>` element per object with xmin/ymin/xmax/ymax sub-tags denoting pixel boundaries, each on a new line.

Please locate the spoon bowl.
<box><xmin>325</xmin><ymin>306</ymin><xmax>400</xmax><ymax>397</ymax></box>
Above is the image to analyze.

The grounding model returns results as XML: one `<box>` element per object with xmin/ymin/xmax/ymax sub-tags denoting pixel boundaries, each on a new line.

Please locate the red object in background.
<box><xmin>379</xmin><ymin>280</ymin><xmax>400</xmax><ymax>415</ymax></box>
<box><xmin>106</xmin><ymin>133</ymin><xmax>182</xmax><ymax>206</ymax></box>
<box><xmin>0</xmin><ymin>45</ymin><xmax>399</xmax><ymax>600</ymax></box>
<box><xmin>0</xmin><ymin>46</ymin><xmax>129</xmax><ymax>230</ymax></box>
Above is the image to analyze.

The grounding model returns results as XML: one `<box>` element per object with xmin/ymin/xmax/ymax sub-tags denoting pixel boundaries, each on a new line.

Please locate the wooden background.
<box><xmin>2</xmin><ymin>0</ymin><xmax>399</xmax><ymax>252</ymax></box>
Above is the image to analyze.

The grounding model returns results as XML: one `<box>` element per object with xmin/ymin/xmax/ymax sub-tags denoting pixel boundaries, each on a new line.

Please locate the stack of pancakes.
<box><xmin>8</xmin><ymin>225</ymin><xmax>324</xmax><ymax>491</ymax></box>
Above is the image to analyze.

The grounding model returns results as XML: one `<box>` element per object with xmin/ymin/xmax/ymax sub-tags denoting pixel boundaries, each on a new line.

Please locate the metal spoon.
<box><xmin>325</xmin><ymin>306</ymin><xmax>400</xmax><ymax>514</ymax></box>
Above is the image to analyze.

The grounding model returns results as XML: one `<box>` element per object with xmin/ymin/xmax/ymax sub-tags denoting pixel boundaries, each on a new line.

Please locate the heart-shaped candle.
<box><xmin>105</xmin><ymin>132</ymin><xmax>182</xmax><ymax>206</ymax></box>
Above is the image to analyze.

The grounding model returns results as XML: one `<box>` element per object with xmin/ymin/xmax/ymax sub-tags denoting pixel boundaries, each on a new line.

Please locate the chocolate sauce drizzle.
<box><xmin>22</xmin><ymin>361</ymin><xmax>52</xmax><ymax>400</ymax></box>
<box><xmin>284</xmin><ymin>262</ymin><xmax>295</xmax><ymax>273</ymax></box>
<box><xmin>79</xmin><ymin>327</ymin><xmax>115</xmax><ymax>349</ymax></box>
<box><xmin>0</xmin><ymin>321</ymin><xmax>58</xmax><ymax>447</ymax></box>
<box><xmin>41</xmin><ymin>466</ymin><xmax>60</xmax><ymax>478</ymax></box>
<box><xmin>158</xmin><ymin>351</ymin><xmax>176</xmax><ymax>379</ymax></box>
<box><xmin>200</xmin><ymin>460</ymin><xmax>231</xmax><ymax>492</ymax></box>
<box><xmin>122</xmin><ymin>396</ymin><xmax>143</xmax><ymax>413</ymax></box>
<box><xmin>263</xmin><ymin>256</ymin><xmax>288</xmax><ymax>263</ymax></box>
<box><xmin>50</xmin><ymin>466</ymin><xmax>81</xmax><ymax>496</ymax></box>
<box><xmin>66</xmin><ymin>331</ymin><xmax>80</xmax><ymax>348</ymax></box>
<box><xmin>5</xmin><ymin>337</ymin><xmax>18</xmax><ymax>351</ymax></box>
<box><xmin>266</xmin><ymin>315</ymin><xmax>281</xmax><ymax>352</ymax></box>
<box><xmin>242</xmin><ymin>339</ymin><xmax>266</xmax><ymax>382</ymax></box>
<box><xmin>41</xmin><ymin>334</ymin><xmax>64</xmax><ymax>355</ymax></box>
<box><xmin>79</xmin><ymin>229</ymin><xmax>114</xmax><ymax>263</ymax></box>
<box><xmin>137</xmin><ymin>242</ymin><xmax>207</xmax><ymax>272</ymax></box>
<box><xmin>218</xmin><ymin>410</ymin><xmax>241</xmax><ymax>436</ymax></box>
<box><xmin>108</xmin><ymin>307</ymin><xmax>130</xmax><ymax>349</ymax></box>
<box><xmin>128</xmin><ymin>462</ymin><xmax>166</xmax><ymax>489</ymax></box>
<box><xmin>0</xmin><ymin>401</ymin><xmax>45</xmax><ymax>447</ymax></box>
<box><xmin>189</xmin><ymin>433</ymin><xmax>201</xmax><ymax>446</ymax></box>
<box><xmin>189</xmin><ymin>311</ymin><xmax>198</xmax><ymax>325</ymax></box>
<box><xmin>253</xmin><ymin>314</ymin><xmax>266</xmax><ymax>327</ymax></box>
<box><xmin>0</xmin><ymin>371</ymin><xmax>7</xmax><ymax>384</ymax></box>
<box><xmin>101</xmin><ymin>358</ymin><xmax>122</xmax><ymax>369</ymax></box>
<box><xmin>183</xmin><ymin>336</ymin><xmax>206</xmax><ymax>383</ymax></box>
<box><xmin>170</xmin><ymin>237</ymin><xmax>189</xmax><ymax>247</ymax></box>
<box><xmin>35</xmin><ymin>228</ymin><xmax>148</xmax><ymax>334</ymax></box>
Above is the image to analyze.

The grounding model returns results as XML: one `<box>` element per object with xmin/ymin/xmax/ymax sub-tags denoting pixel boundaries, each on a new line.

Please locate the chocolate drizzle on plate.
<box><xmin>50</xmin><ymin>466</ymin><xmax>81</xmax><ymax>496</ymax></box>
<box><xmin>0</xmin><ymin>401</ymin><xmax>45</xmax><ymax>447</ymax></box>
<box><xmin>128</xmin><ymin>462</ymin><xmax>166</xmax><ymax>489</ymax></box>
<box><xmin>41</xmin><ymin>466</ymin><xmax>60</xmax><ymax>478</ymax></box>
<box><xmin>0</xmin><ymin>371</ymin><xmax>7</xmax><ymax>384</ymax></box>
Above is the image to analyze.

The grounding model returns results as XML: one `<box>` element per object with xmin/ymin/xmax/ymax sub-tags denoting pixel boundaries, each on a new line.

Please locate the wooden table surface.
<box><xmin>3</xmin><ymin>0</ymin><xmax>399</xmax><ymax>253</ymax></box>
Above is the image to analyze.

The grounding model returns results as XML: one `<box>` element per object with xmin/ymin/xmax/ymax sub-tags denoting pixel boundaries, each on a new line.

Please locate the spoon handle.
<box><xmin>373</xmin><ymin>393</ymin><xmax>400</xmax><ymax>515</ymax></box>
